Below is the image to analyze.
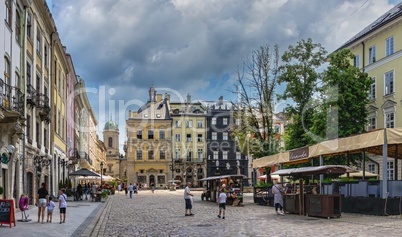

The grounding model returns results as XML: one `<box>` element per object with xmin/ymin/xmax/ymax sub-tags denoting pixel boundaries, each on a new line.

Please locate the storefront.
<box><xmin>199</xmin><ymin>175</ymin><xmax>247</xmax><ymax>205</ymax></box>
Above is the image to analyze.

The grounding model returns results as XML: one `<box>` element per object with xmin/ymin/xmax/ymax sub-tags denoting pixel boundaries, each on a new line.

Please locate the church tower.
<box><xmin>102</xmin><ymin>116</ymin><xmax>122</xmax><ymax>179</ymax></box>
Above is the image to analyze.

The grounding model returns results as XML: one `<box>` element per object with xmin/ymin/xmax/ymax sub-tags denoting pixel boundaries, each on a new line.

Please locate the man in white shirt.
<box><xmin>184</xmin><ymin>182</ymin><xmax>194</xmax><ymax>216</ymax></box>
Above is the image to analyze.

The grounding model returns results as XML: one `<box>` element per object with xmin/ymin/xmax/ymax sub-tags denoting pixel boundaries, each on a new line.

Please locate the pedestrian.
<box><xmin>151</xmin><ymin>183</ymin><xmax>155</xmax><ymax>193</ymax></box>
<box><xmin>117</xmin><ymin>183</ymin><xmax>122</xmax><ymax>193</ymax></box>
<box><xmin>184</xmin><ymin>182</ymin><xmax>194</xmax><ymax>216</ymax></box>
<box><xmin>272</xmin><ymin>182</ymin><xmax>285</xmax><ymax>215</ymax></box>
<box><xmin>36</xmin><ymin>182</ymin><xmax>49</xmax><ymax>224</ymax></box>
<box><xmin>77</xmin><ymin>183</ymin><xmax>83</xmax><ymax>201</ymax></box>
<box><xmin>58</xmin><ymin>188</ymin><xmax>68</xmax><ymax>223</ymax></box>
<box><xmin>217</xmin><ymin>187</ymin><xmax>227</xmax><ymax>219</ymax></box>
<box><xmin>128</xmin><ymin>183</ymin><xmax>134</xmax><ymax>198</ymax></box>
<box><xmin>91</xmin><ymin>183</ymin><xmax>97</xmax><ymax>202</ymax></box>
<box><xmin>46</xmin><ymin>196</ymin><xmax>56</xmax><ymax>223</ymax></box>
<box><xmin>84</xmin><ymin>184</ymin><xmax>89</xmax><ymax>200</ymax></box>
<box><xmin>124</xmin><ymin>184</ymin><xmax>128</xmax><ymax>196</ymax></box>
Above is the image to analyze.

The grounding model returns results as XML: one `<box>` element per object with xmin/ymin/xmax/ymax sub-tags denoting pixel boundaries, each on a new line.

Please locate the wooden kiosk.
<box><xmin>200</xmin><ymin>175</ymin><xmax>247</xmax><ymax>205</ymax></box>
<box><xmin>272</xmin><ymin>165</ymin><xmax>353</xmax><ymax>218</ymax></box>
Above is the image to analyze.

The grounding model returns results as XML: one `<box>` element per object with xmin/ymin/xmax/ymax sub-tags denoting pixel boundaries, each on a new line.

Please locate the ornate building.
<box><xmin>103</xmin><ymin>117</ymin><xmax>121</xmax><ymax>178</ymax></box>
<box><xmin>126</xmin><ymin>87</ymin><xmax>172</xmax><ymax>188</ymax></box>
<box><xmin>169</xmin><ymin>94</ymin><xmax>207</xmax><ymax>187</ymax></box>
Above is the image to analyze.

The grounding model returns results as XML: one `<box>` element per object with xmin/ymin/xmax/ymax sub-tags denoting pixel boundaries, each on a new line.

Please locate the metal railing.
<box><xmin>0</xmin><ymin>78</ymin><xmax>25</xmax><ymax>114</ymax></box>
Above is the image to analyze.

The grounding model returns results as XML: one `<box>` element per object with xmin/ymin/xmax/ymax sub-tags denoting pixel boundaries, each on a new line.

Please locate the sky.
<box><xmin>47</xmin><ymin>0</ymin><xmax>400</xmax><ymax>152</ymax></box>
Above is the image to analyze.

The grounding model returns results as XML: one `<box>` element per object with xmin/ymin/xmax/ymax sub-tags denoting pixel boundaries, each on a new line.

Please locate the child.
<box><xmin>58</xmin><ymin>188</ymin><xmax>67</xmax><ymax>224</ymax></box>
<box><xmin>46</xmin><ymin>196</ymin><xmax>55</xmax><ymax>223</ymax></box>
<box><xmin>217</xmin><ymin>188</ymin><xmax>227</xmax><ymax>219</ymax></box>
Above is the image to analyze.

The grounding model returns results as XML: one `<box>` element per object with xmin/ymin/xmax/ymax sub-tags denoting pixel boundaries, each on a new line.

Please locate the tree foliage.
<box><xmin>232</xmin><ymin>44</ymin><xmax>280</xmax><ymax>158</ymax></box>
<box><xmin>277</xmin><ymin>38</ymin><xmax>327</xmax><ymax>150</ymax></box>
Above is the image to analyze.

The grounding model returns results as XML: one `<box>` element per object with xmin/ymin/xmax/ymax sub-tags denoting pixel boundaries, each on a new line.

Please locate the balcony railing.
<box><xmin>0</xmin><ymin>78</ymin><xmax>25</xmax><ymax>115</ymax></box>
<box><xmin>37</xmin><ymin>93</ymin><xmax>51</xmax><ymax>122</ymax></box>
<box><xmin>26</xmin><ymin>84</ymin><xmax>37</xmax><ymax>107</ymax></box>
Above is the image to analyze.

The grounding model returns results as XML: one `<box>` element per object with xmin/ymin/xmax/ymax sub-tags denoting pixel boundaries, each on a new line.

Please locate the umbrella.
<box><xmin>68</xmin><ymin>168</ymin><xmax>100</xmax><ymax>177</ymax></box>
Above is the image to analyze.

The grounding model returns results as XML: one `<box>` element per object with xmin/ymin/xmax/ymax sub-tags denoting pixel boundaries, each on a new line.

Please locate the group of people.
<box><xmin>36</xmin><ymin>182</ymin><xmax>67</xmax><ymax>224</ymax></box>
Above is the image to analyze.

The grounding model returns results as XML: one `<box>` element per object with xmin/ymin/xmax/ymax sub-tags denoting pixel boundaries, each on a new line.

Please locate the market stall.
<box><xmin>271</xmin><ymin>165</ymin><xmax>354</xmax><ymax>218</ymax></box>
<box><xmin>199</xmin><ymin>175</ymin><xmax>247</xmax><ymax>205</ymax></box>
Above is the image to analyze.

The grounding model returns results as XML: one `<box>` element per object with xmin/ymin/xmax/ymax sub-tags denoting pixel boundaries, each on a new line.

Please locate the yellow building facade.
<box><xmin>339</xmin><ymin>4</ymin><xmax>402</xmax><ymax>180</ymax></box>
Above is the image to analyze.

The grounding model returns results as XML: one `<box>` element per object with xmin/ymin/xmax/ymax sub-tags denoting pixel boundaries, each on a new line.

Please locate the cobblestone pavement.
<box><xmin>86</xmin><ymin>190</ymin><xmax>402</xmax><ymax>237</ymax></box>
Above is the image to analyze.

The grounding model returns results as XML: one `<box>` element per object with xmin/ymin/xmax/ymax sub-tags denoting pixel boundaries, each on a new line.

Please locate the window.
<box><xmin>386</xmin><ymin>36</ymin><xmax>394</xmax><ymax>56</ymax></box>
<box><xmin>136</xmin><ymin>150</ymin><xmax>142</xmax><ymax>160</ymax></box>
<box><xmin>36</xmin><ymin>26</ymin><xmax>41</xmax><ymax>54</ymax></box>
<box><xmin>136</xmin><ymin>130</ymin><xmax>142</xmax><ymax>139</ymax></box>
<box><xmin>175</xmin><ymin>134</ymin><xmax>180</xmax><ymax>142</ymax></box>
<box><xmin>175</xmin><ymin>120</ymin><xmax>181</xmax><ymax>128</ymax></box>
<box><xmin>15</xmin><ymin>8</ymin><xmax>21</xmax><ymax>44</ymax></box>
<box><xmin>212</xmin><ymin>132</ymin><xmax>217</xmax><ymax>140</ymax></box>
<box><xmin>186</xmin><ymin>149</ymin><xmax>192</xmax><ymax>161</ymax></box>
<box><xmin>175</xmin><ymin>149</ymin><xmax>180</xmax><ymax>159</ymax></box>
<box><xmin>27</xmin><ymin>115</ymin><xmax>31</xmax><ymax>140</ymax></box>
<box><xmin>159</xmin><ymin>130</ymin><xmax>165</xmax><ymax>140</ymax></box>
<box><xmin>197</xmin><ymin>149</ymin><xmax>203</xmax><ymax>160</ymax></box>
<box><xmin>148</xmin><ymin>150</ymin><xmax>154</xmax><ymax>160</ymax></box>
<box><xmin>27</xmin><ymin>12</ymin><xmax>32</xmax><ymax>38</ymax></box>
<box><xmin>384</xmin><ymin>71</ymin><xmax>394</xmax><ymax>95</ymax></box>
<box><xmin>26</xmin><ymin>62</ymin><xmax>31</xmax><ymax>85</ymax></box>
<box><xmin>368</xmin><ymin>117</ymin><xmax>376</xmax><ymax>131</ymax></box>
<box><xmin>197</xmin><ymin>134</ymin><xmax>203</xmax><ymax>142</ymax></box>
<box><xmin>36</xmin><ymin>122</ymin><xmax>40</xmax><ymax>143</ymax></box>
<box><xmin>148</xmin><ymin>130</ymin><xmax>154</xmax><ymax>139</ymax></box>
<box><xmin>387</xmin><ymin>161</ymin><xmax>394</xmax><ymax>180</ymax></box>
<box><xmin>44</xmin><ymin>128</ymin><xmax>47</xmax><ymax>148</ymax></box>
<box><xmin>44</xmin><ymin>43</ymin><xmax>48</xmax><ymax>67</ymax></box>
<box><xmin>235</xmin><ymin>119</ymin><xmax>240</xmax><ymax>126</ymax></box>
<box><xmin>197</xmin><ymin>120</ymin><xmax>203</xmax><ymax>128</ymax></box>
<box><xmin>186</xmin><ymin>120</ymin><xmax>192</xmax><ymax>128</ymax></box>
<box><xmin>223</xmin><ymin>118</ymin><xmax>228</xmax><ymax>125</ymax></box>
<box><xmin>353</xmin><ymin>55</ymin><xmax>360</xmax><ymax>68</ymax></box>
<box><xmin>108</xmin><ymin>137</ymin><xmax>113</xmax><ymax>147</ymax></box>
<box><xmin>157</xmin><ymin>175</ymin><xmax>165</xmax><ymax>184</ymax></box>
<box><xmin>186</xmin><ymin>134</ymin><xmax>192</xmax><ymax>142</ymax></box>
<box><xmin>4</xmin><ymin>58</ymin><xmax>10</xmax><ymax>85</ymax></box>
<box><xmin>222</xmin><ymin>151</ymin><xmax>228</xmax><ymax>160</ymax></box>
<box><xmin>5</xmin><ymin>0</ymin><xmax>12</xmax><ymax>26</ymax></box>
<box><xmin>385</xmin><ymin>112</ymin><xmax>394</xmax><ymax>128</ymax></box>
<box><xmin>223</xmin><ymin>132</ymin><xmax>228</xmax><ymax>140</ymax></box>
<box><xmin>212</xmin><ymin>117</ymin><xmax>217</xmax><ymax>125</ymax></box>
<box><xmin>160</xmin><ymin>149</ymin><xmax>165</xmax><ymax>160</ymax></box>
<box><xmin>57</xmin><ymin>111</ymin><xmax>61</xmax><ymax>134</ymax></box>
<box><xmin>369</xmin><ymin>78</ymin><xmax>375</xmax><ymax>100</ymax></box>
<box><xmin>368</xmin><ymin>164</ymin><xmax>375</xmax><ymax>173</ymax></box>
<box><xmin>213</xmin><ymin>151</ymin><xmax>218</xmax><ymax>159</ymax></box>
<box><xmin>236</xmin><ymin>152</ymin><xmax>241</xmax><ymax>160</ymax></box>
<box><xmin>369</xmin><ymin>46</ymin><xmax>376</xmax><ymax>64</ymax></box>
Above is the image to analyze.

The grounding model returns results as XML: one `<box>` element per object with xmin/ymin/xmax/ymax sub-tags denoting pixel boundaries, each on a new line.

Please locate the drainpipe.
<box><xmin>361</xmin><ymin>41</ymin><xmax>365</xmax><ymax>73</ymax></box>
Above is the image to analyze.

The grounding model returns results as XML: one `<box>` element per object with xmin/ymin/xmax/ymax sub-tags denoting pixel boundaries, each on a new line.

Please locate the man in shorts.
<box><xmin>184</xmin><ymin>182</ymin><xmax>194</xmax><ymax>216</ymax></box>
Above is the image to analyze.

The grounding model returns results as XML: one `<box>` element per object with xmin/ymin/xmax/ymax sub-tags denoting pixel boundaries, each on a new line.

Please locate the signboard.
<box><xmin>289</xmin><ymin>147</ymin><xmax>309</xmax><ymax>161</ymax></box>
<box><xmin>0</xmin><ymin>199</ymin><xmax>16</xmax><ymax>228</ymax></box>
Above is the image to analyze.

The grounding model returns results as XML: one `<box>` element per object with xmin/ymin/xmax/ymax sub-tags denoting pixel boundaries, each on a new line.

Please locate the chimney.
<box><xmin>187</xmin><ymin>93</ymin><xmax>191</xmax><ymax>104</ymax></box>
<box><xmin>219</xmin><ymin>96</ymin><xmax>223</xmax><ymax>105</ymax></box>
<box><xmin>149</xmin><ymin>86</ymin><xmax>156</xmax><ymax>102</ymax></box>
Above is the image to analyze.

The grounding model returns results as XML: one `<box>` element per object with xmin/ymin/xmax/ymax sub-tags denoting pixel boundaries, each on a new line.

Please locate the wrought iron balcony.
<box><xmin>37</xmin><ymin>93</ymin><xmax>51</xmax><ymax>122</ymax></box>
<box><xmin>0</xmin><ymin>78</ymin><xmax>25</xmax><ymax>115</ymax></box>
<box><xmin>26</xmin><ymin>84</ymin><xmax>37</xmax><ymax>107</ymax></box>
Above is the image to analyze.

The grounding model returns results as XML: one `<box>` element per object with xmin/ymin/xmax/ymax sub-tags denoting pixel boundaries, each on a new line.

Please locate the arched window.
<box><xmin>108</xmin><ymin>137</ymin><xmax>113</xmax><ymax>147</ymax></box>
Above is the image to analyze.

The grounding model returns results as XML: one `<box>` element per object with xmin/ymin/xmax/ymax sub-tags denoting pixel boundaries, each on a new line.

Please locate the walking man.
<box><xmin>129</xmin><ymin>183</ymin><xmax>134</xmax><ymax>198</ymax></box>
<box><xmin>184</xmin><ymin>182</ymin><xmax>194</xmax><ymax>216</ymax></box>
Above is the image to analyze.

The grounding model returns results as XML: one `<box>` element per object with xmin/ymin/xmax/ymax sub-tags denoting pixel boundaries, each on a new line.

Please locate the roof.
<box><xmin>339</xmin><ymin>3</ymin><xmax>402</xmax><ymax>49</ymax></box>
<box><xmin>252</xmin><ymin>128</ymin><xmax>402</xmax><ymax>168</ymax></box>
<box><xmin>271</xmin><ymin>165</ymin><xmax>355</xmax><ymax>176</ymax></box>
<box><xmin>104</xmin><ymin>118</ymin><xmax>118</xmax><ymax>130</ymax></box>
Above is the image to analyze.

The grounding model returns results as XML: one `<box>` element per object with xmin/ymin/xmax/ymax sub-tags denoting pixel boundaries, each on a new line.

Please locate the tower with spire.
<box><xmin>103</xmin><ymin>115</ymin><xmax>121</xmax><ymax>178</ymax></box>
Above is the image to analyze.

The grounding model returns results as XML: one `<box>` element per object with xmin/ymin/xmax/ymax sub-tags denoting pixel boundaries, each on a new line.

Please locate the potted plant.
<box><xmin>101</xmin><ymin>190</ymin><xmax>108</xmax><ymax>202</ymax></box>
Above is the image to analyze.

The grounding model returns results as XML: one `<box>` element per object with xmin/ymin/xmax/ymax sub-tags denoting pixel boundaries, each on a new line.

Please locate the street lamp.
<box><xmin>58</xmin><ymin>157</ymin><xmax>68</xmax><ymax>182</ymax></box>
<box><xmin>34</xmin><ymin>151</ymin><xmax>51</xmax><ymax>167</ymax></box>
<box><xmin>0</xmin><ymin>144</ymin><xmax>16</xmax><ymax>164</ymax></box>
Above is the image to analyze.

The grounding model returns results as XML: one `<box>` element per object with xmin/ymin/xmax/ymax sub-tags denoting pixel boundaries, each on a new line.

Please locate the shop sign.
<box><xmin>289</xmin><ymin>147</ymin><xmax>309</xmax><ymax>161</ymax></box>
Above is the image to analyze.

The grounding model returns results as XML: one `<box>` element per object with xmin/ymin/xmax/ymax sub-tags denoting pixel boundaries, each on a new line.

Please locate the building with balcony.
<box><xmin>338</xmin><ymin>3</ymin><xmax>402</xmax><ymax>180</ymax></box>
<box><xmin>170</xmin><ymin>94</ymin><xmax>207</xmax><ymax>187</ymax></box>
<box><xmin>126</xmin><ymin>86</ymin><xmax>172</xmax><ymax>188</ymax></box>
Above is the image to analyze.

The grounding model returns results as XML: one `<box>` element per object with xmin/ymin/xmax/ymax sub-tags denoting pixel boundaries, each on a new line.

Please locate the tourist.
<box><xmin>59</xmin><ymin>188</ymin><xmax>68</xmax><ymax>223</ymax></box>
<box><xmin>36</xmin><ymin>182</ymin><xmax>49</xmax><ymax>224</ymax></box>
<box><xmin>217</xmin><ymin>187</ymin><xmax>227</xmax><ymax>219</ymax></box>
<box><xmin>128</xmin><ymin>183</ymin><xmax>134</xmax><ymax>198</ymax></box>
<box><xmin>272</xmin><ymin>182</ymin><xmax>285</xmax><ymax>215</ymax></box>
<box><xmin>184</xmin><ymin>182</ymin><xmax>194</xmax><ymax>216</ymax></box>
<box><xmin>46</xmin><ymin>196</ymin><xmax>56</xmax><ymax>223</ymax></box>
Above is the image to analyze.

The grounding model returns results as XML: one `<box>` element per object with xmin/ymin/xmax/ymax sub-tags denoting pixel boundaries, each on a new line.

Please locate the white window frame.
<box><xmin>236</xmin><ymin>152</ymin><xmax>241</xmax><ymax>160</ymax></box>
<box><xmin>186</xmin><ymin>120</ymin><xmax>193</xmax><ymax>128</ymax></box>
<box><xmin>385</xmin><ymin>111</ymin><xmax>395</xmax><ymax>128</ymax></box>
<box><xmin>369</xmin><ymin>77</ymin><xmax>375</xmax><ymax>100</ymax></box>
<box><xmin>354</xmin><ymin>55</ymin><xmax>360</xmax><ymax>68</ymax></box>
<box><xmin>197</xmin><ymin>134</ymin><xmax>202</xmax><ymax>142</ymax></box>
<box><xmin>369</xmin><ymin>45</ymin><xmax>376</xmax><ymax>64</ymax></box>
<box><xmin>368</xmin><ymin>164</ymin><xmax>375</xmax><ymax>173</ymax></box>
<box><xmin>175</xmin><ymin>149</ymin><xmax>181</xmax><ymax>159</ymax></box>
<box><xmin>175</xmin><ymin>134</ymin><xmax>181</xmax><ymax>142</ymax></box>
<box><xmin>386</xmin><ymin>36</ymin><xmax>394</xmax><ymax>56</ymax></box>
<box><xmin>222</xmin><ymin>151</ymin><xmax>228</xmax><ymax>160</ymax></box>
<box><xmin>213</xmin><ymin>151</ymin><xmax>218</xmax><ymax>159</ymax></box>
<box><xmin>212</xmin><ymin>132</ymin><xmax>217</xmax><ymax>140</ymax></box>
<box><xmin>367</xmin><ymin>117</ymin><xmax>376</xmax><ymax>131</ymax></box>
<box><xmin>212</xmin><ymin>117</ymin><xmax>217</xmax><ymax>125</ymax></box>
<box><xmin>223</xmin><ymin>118</ymin><xmax>228</xmax><ymax>125</ymax></box>
<box><xmin>175</xmin><ymin>120</ymin><xmax>181</xmax><ymax>128</ymax></box>
<box><xmin>384</xmin><ymin>71</ymin><xmax>394</xmax><ymax>95</ymax></box>
<box><xmin>223</xmin><ymin>132</ymin><xmax>228</xmax><ymax>140</ymax></box>
<box><xmin>387</xmin><ymin>161</ymin><xmax>394</xmax><ymax>180</ymax></box>
<box><xmin>197</xmin><ymin>120</ymin><xmax>203</xmax><ymax>128</ymax></box>
<box><xmin>197</xmin><ymin>149</ymin><xmax>203</xmax><ymax>159</ymax></box>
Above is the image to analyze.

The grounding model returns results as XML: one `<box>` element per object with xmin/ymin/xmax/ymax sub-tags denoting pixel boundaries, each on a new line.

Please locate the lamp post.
<box><xmin>58</xmin><ymin>157</ymin><xmax>68</xmax><ymax>183</ymax></box>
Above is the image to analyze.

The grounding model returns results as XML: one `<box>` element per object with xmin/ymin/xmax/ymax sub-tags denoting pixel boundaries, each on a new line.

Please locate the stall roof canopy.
<box><xmin>253</xmin><ymin>128</ymin><xmax>402</xmax><ymax>168</ymax></box>
<box><xmin>271</xmin><ymin>165</ymin><xmax>355</xmax><ymax>176</ymax></box>
<box><xmin>199</xmin><ymin>175</ymin><xmax>248</xmax><ymax>181</ymax></box>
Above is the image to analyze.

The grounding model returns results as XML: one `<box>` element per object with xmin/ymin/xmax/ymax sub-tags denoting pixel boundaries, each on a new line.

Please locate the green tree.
<box><xmin>310</xmin><ymin>48</ymin><xmax>371</xmax><ymax>140</ymax></box>
<box><xmin>278</xmin><ymin>38</ymin><xmax>327</xmax><ymax>150</ymax></box>
<box><xmin>232</xmin><ymin>44</ymin><xmax>280</xmax><ymax>158</ymax></box>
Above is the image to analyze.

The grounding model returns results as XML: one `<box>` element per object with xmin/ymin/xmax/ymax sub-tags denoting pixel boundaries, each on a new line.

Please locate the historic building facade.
<box><xmin>339</xmin><ymin>3</ymin><xmax>402</xmax><ymax>180</ymax></box>
<box><xmin>126</xmin><ymin>87</ymin><xmax>172</xmax><ymax>188</ymax></box>
<box><xmin>103</xmin><ymin>117</ymin><xmax>120</xmax><ymax>178</ymax></box>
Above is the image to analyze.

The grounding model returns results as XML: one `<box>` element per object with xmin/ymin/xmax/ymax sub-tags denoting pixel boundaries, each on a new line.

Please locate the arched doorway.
<box><xmin>27</xmin><ymin>172</ymin><xmax>34</xmax><ymax>205</ymax></box>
